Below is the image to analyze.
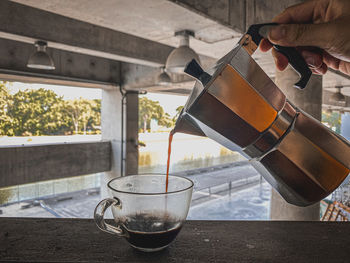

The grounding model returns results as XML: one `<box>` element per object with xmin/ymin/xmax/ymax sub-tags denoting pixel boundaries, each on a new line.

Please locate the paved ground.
<box><xmin>188</xmin><ymin>182</ymin><xmax>270</xmax><ymax>220</ymax></box>
<box><xmin>0</xmin><ymin>189</ymin><xmax>101</xmax><ymax>218</ymax></box>
<box><xmin>0</xmin><ymin>163</ymin><xmax>271</xmax><ymax>220</ymax></box>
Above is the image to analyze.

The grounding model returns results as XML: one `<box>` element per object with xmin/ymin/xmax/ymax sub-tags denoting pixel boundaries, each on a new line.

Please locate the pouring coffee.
<box><xmin>94</xmin><ymin>22</ymin><xmax>350</xmax><ymax>253</ymax></box>
<box><xmin>172</xmin><ymin>23</ymin><xmax>350</xmax><ymax>207</ymax></box>
<box><xmin>94</xmin><ymin>174</ymin><xmax>193</xmax><ymax>252</ymax></box>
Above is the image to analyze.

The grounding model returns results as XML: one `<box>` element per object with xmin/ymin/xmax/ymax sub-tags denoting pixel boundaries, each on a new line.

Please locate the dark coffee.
<box><xmin>118</xmin><ymin>213</ymin><xmax>182</xmax><ymax>249</ymax></box>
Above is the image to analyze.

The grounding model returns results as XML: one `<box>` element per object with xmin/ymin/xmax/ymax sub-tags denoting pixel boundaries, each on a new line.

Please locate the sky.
<box><xmin>9</xmin><ymin>82</ymin><xmax>188</xmax><ymax>117</ymax></box>
<box><xmin>9</xmin><ymin>82</ymin><xmax>102</xmax><ymax>101</ymax></box>
<box><xmin>140</xmin><ymin>93</ymin><xmax>188</xmax><ymax>117</ymax></box>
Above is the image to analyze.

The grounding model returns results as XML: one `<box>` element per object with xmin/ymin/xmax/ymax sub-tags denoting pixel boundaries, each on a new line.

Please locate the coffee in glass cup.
<box><xmin>94</xmin><ymin>174</ymin><xmax>193</xmax><ymax>252</ymax></box>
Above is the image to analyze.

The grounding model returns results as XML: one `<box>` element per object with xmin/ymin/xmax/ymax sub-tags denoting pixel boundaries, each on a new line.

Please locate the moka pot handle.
<box><xmin>247</xmin><ymin>23</ymin><xmax>312</xmax><ymax>90</ymax></box>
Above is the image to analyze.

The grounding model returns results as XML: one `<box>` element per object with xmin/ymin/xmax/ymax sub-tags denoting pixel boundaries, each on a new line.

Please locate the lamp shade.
<box><xmin>27</xmin><ymin>41</ymin><xmax>55</xmax><ymax>70</ymax></box>
<box><xmin>331</xmin><ymin>86</ymin><xmax>345</xmax><ymax>102</ymax></box>
<box><xmin>166</xmin><ymin>46</ymin><xmax>200</xmax><ymax>73</ymax></box>
<box><xmin>166</xmin><ymin>30</ymin><xmax>200</xmax><ymax>74</ymax></box>
<box><xmin>156</xmin><ymin>67</ymin><xmax>172</xmax><ymax>85</ymax></box>
<box><xmin>332</xmin><ymin>92</ymin><xmax>346</xmax><ymax>102</ymax></box>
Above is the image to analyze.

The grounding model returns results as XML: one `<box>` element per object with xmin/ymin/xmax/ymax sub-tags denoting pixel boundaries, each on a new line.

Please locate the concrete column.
<box><xmin>101</xmin><ymin>88</ymin><xmax>139</xmax><ymax>197</ymax></box>
<box><xmin>270</xmin><ymin>65</ymin><xmax>322</xmax><ymax>220</ymax></box>
<box><xmin>125</xmin><ymin>93</ymin><xmax>139</xmax><ymax>175</ymax></box>
<box><xmin>101</xmin><ymin>88</ymin><xmax>122</xmax><ymax>198</ymax></box>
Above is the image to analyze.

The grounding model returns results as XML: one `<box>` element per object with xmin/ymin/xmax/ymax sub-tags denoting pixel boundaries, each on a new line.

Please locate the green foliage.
<box><xmin>8</xmin><ymin>88</ymin><xmax>71</xmax><ymax>136</ymax></box>
<box><xmin>64</xmin><ymin>98</ymin><xmax>101</xmax><ymax>134</ymax></box>
<box><xmin>0</xmin><ymin>83</ymin><xmax>180</xmax><ymax>135</ymax></box>
<box><xmin>138</xmin><ymin>97</ymin><xmax>175</xmax><ymax>132</ymax></box>
<box><xmin>322</xmin><ymin>110</ymin><xmax>341</xmax><ymax>133</ymax></box>
<box><xmin>173</xmin><ymin>105</ymin><xmax>184</xmax><ymax>122</ymax></box>
<box><xmin>0</xmin><ymin>82</ymin><xmax>14</xmax><ymax>136</ymax></box>
<box><xmin>0</xmin><ymin>82</ymin><xmax>101</xmax><ymax>136</ymax></box>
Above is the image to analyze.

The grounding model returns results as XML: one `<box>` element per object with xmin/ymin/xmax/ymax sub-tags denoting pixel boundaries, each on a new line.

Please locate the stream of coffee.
<box><xmin>165</xmin><ymin>130</ymin><xmax>174</xmax><ymax>192</ymax></box>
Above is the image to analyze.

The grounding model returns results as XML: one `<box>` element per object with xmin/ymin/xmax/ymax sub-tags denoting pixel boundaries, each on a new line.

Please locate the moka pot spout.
<box><xmin>173</xmin><ymin>108</ymin><xmax>206</xmax><ymax>137</ymax></box>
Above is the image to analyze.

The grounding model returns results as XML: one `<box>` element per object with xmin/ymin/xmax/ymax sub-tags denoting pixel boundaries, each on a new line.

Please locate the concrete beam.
<box><xmin>245</xmin><ymin>0</ymin><xmax>303</xmax><ymax>28</ymax></box>
<box><xmin>170</xmin><ymin>0</ymin><xmax>246</xmax><ymax>33</ymax></box>
<box><xmin>121</xmin><ymin>63</ymin><xmax>193</xmax><ymax>91</ymax></box>
<box><xmin>0</xmin><ymin>38</ymin><xmax>193</xmax><ymax>95</ymax></box>
<box><xmin>0</xmin><ymin>1</ymin><xmax>174</xmax><ymax>67</ymax></box>
<box><xmin>323</xmin><ymin>90</ymin><xmax>350</xmax><ymax>109</ymax></box>
<box><xmin>170</xmin><ymin>0</ymin><xmax>303</xmax><ymax>32</ymax></box>
<box><xmin>0</xmin><ymin>141</ymin><xmax>111</xmax><ymax>188</ymax></box>
<box><xmin>120</xmin><ymin>55</ymin><xmax>216</xmax><ymax>95</ymax></box>
<box><xmin>0</xmin><ymin>38</ymin><xmax>120</xmax><ymax>89</ymax></box>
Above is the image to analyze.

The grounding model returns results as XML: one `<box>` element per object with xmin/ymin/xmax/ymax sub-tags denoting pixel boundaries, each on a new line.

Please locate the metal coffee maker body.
<box><xmin>174</xmin><ymin>24</ymin><xmax>350</xmax><ymax>207</ymax></box>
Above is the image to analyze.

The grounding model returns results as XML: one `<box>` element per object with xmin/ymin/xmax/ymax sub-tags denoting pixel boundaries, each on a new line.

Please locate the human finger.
<box><xmin>272</xmin><ymin>48</ymin><xmax>289</xmax><ymax>71</ymax></box>
<box><xmin>300</xmin><ymin>49</ymin><xmax>323</xmax><ymax>69</ymax></box>
<box><xmin>313</xmin><ymin>63</ymin><xmax>328</xmax><ymax>74</ymax></box>
<box><xmin>268</xmin><ymin>23</ymin><xmax>334</xmax><ymax>49</ymax></box>
<box><xmin>323</xmin><ymin>51</ymin><xmax>341</xmax><ymax>70</ymax></box>
<box><xmin>259</xmin><ymin>38</ymin><xmax>273</xmax><ymax>52</ymax></box>
<box><xmin>323</xmin><ymin>51</ymin><xmax>350</xmax><ymax>75</ymax></box>
<box><xmin>338</xmin><ymin>62</ymin><xmax>350</xmax><ymax>76</ymax></box>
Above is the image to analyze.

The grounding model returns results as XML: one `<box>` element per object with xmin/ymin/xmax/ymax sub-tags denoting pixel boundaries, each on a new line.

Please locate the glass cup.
<box><xmin>94</xmin><ymin>174</ymin><xmax>194</xmax><ymax>252</ymax></box>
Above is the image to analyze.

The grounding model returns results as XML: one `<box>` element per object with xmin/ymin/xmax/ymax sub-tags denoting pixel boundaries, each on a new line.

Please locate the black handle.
<box><xmin>184</xmin><ymin>59</ymin><xmax>211</xmax><ymax>86</ymax></box>
<box><xmin>247</xmin><ymin>23</ymin><xmax>312</xmax><ymax>89</ymax></box>
<box><xmin>273</xmin><ymin>45</ymin><xmax>312</xmax><ymax>90</ymax></box>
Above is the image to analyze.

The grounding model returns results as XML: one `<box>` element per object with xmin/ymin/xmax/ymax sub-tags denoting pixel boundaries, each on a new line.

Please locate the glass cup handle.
<box><xmin>94</xmin><ymin>197</ymin><xmax>124</xmax><ymax>236</ymax></box>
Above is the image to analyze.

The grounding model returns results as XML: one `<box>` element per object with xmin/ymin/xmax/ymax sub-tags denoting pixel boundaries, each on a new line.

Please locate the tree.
<box><xmin>0</xmin><ymin>82</ymin><xmax>14</xmax><ymax>136</ymax></box>
<box><xmin>7</xmin><ymin>88</ymin><xmax>71</xmax><ymax>136</ymax></box>
<box><xmin>89</xmin><ymin>99</ymin><xmax>101</xmax><ymax>130</ymax></box>
<box><xmin>173</xmin><ymin>105</ymin><xmax>184</xmax><ymax>122</ymax></box>
<box><xmin>64</xmin><ymin>98</ymin><xmax>101</xmax><ymax>134</ymax></box>
<box><xmin>0</xmin><ymin>84</ymin><xmax>102</xmax><ymax>136</ymax></box>
<box><xmin>159</xmin><ymin>112</ymin><xmax>174</xmax><ymax>128</ymax></box>
<box><xmin>65</xmin><ymin>99</ymin><xmax>82</xmax><ymax>134</ymax></box>
<box><xmin>138</xmin><ymin>97</ymin><xmax>174</xmax><ymax>132</ymax></box>
<box><xmin>322</xmin><ymin>110</ymin><xmax>342</xmax><ymax>133</ymax></box>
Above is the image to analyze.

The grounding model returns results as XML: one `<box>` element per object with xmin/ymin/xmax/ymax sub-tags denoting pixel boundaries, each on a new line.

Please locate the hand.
<box><xmin>260</xmin><ymin>0</ymin><xmax>350</xmax><ymax>76</ymax></box>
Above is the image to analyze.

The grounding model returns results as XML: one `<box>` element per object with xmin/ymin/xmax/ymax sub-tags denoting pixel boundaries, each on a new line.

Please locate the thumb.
<box><xmin>268</xmin><ymin>23</ymin><xmax>334</xmax><ymax>49</ymax></box>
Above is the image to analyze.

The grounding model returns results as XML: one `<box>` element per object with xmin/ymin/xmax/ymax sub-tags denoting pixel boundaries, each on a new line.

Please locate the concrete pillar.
<box><xmin>101</xmin><ymin>88</ymin><xmax>139</xmax><ymax>197</ymax></box>
<box><xmin>101</xmin><ymin>88</ymin><xmax>122</xmax><ymax>198</ymax></box>
<box><xmin>125</xmin><ymin>93</ymin><xmax>139</xmax><ymax>175</ymax></box>
<box><xmin>270</xmin><ymin>65</ymin><xmax>322</xmax><ymax>220</ymax></box>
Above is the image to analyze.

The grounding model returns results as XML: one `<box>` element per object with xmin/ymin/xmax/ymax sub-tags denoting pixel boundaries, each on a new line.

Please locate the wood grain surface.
<box><xmin>0</xmin><ymin>218</ymin><xmax>349</xmax><ymax>262</ymax></box>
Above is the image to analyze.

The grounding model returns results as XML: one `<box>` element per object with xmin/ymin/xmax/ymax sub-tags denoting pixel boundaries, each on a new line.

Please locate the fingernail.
<box><xmin>269</xmin><ymin>26</ymin><xmax>286</xmax><ymax>41</ymax></box>
<box><xmin>305</xmin><ymin>56</ymin><xmax>315</xmax><ymax>67</ymax></box>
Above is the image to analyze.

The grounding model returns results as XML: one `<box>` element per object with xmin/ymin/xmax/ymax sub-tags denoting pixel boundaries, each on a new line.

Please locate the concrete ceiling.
<box><xmin>12</xmin><ymin>0</ymin><xmax>241</xmax><ymax>59</ymax></box>
<box><xmin>9</xmin><ymin>0</ymin><xmax>350</xmax><ymax>98</ymax></box>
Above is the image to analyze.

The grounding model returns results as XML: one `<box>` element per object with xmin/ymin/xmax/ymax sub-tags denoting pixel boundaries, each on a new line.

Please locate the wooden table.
<box><xmin>1</xmin><ymin>218</ymin><xmax>349</xmax><ymax>262</ymax></box>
